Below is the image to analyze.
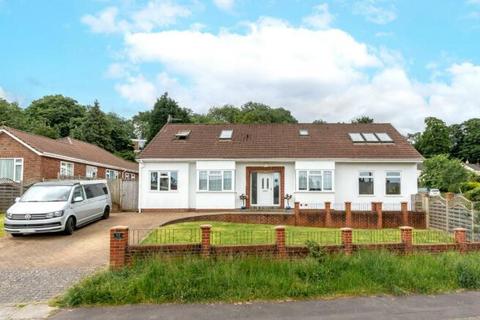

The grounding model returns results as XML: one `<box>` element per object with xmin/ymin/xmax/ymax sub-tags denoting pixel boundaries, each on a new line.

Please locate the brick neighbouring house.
<box><xmin>0</xmin><ymin>126</ymin><xmax>138</xmax><ymax>185</ymax></box>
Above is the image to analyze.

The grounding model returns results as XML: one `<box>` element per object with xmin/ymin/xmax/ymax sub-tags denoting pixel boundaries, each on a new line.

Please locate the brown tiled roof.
<box><xmin>139</xmin><ymin>123</ymin><xmax>423</xmax><ymax>160</ymax></box>
<box><xmin>1</xmin><ymin>126</ymin><xmax>138</xmax><ymax>172</ymax></box>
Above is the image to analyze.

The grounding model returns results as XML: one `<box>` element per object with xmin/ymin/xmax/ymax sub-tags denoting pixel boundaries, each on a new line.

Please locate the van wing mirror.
<box><xmin>15</xmin><ymin>197</ymin><xmax>20</xmax><ymax>203</ymax></box>
<box><xmin>73</xmin><ymin>196</ymin><xmax>83</xmax><ymax>203</ymax></box>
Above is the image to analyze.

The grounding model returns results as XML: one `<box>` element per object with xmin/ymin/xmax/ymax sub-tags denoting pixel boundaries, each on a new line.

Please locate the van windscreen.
<box><xmin>21</xmin><ymin>185</ymin><xmax>72</xmax><ymax>202</ymax></box>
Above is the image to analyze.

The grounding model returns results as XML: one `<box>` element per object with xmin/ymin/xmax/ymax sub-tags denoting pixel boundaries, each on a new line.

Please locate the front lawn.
<box><xmin>0</xmin><ymin>213</ymin><xmax>4</xmax><ymax>237</ymax></box>
<box><xmin>58</xmin><ymin>251</ymin><xmax>480</xmax><ymax>306</ymax></box>
<box><xmin>140</xmin><ymin>221</ymin><xmax>452</xmax><ymax>246</ymax></box>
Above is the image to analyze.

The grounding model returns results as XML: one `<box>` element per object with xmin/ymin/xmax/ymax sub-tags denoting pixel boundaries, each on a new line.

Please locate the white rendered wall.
<box><xmin>139</xmin><ymin>162</ymin><xmax>190</xmax><ymax>209</ymax></box>
<box><xmin>334</xmin><ymin>162</ymin><xmax>418</xmax><ymax>207</ymax></box>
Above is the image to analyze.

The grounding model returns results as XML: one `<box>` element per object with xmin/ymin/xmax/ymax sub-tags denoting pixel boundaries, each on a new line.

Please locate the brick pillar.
<box><xmin>341</xmin><ymin>227</ymin><xmax>353</xmax><ymax>255</ymax></box>
<box><xmin>325</xmin><ymin>202</ymin><xmax>332</xmax><ymax>227</ymax></box>
<box><xmin>200</xmin><ymin>224</ymin><xmax>211</xmax><ymax>257</ymax></box>
<box><xmin>294</xmin><ymin>202</ymin><xmax>300</xmax><ymax>226</ymax></box>
<box><xmin>401</xmin><ymin>202</ymin><xmax>409</xmax><ymax>226</ymax></box>
<box><xmin>275</xmin><ymin>226</ymin><xmax>287</xmax><ymax>258</ymax></box>
<box><xmin>376</xmin><ymin>202</ymin><xmax>383</xmax><ymax>229</ymax></box>
<box><xmin>345</xmin><ymin>202</ymin><xmax>352</xmax><ymax>228</ymax></box>
<box><xmin>371</xmin><ymin>202</ymin><xmax>377</xmax><ymax>213</ymax></box>
<box><xmin>400</xmin><ymin>226</ymin><xmax>413</xmax><ymax>254</ymax></box>
<box><xmin>454</xmin><ymin>228</ymin><xmax>467</xmax><ymax>253</ymax></box>
<box><xmin>110</xmin><ymin>226</ymin><xmax>129</xmax><ymax>269</ymax></box>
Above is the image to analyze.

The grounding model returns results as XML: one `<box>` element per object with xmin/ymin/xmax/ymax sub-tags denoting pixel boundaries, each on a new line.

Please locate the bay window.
<box><xmin>150</xmin><ymin>171</ymin><xmax>177</xmax><ymax>191</ymax></box>
<box><xmin>0</xmin><ymin>158</ymin><xmax>23</xmax><ymax>182</ymax></box>
<box><xmin>198</xmin><ymin>170</ymin><xmax>234</xmax><ymax>192</ymax></box>
<box><xmin>386</xmin><ymin>171</ymin><xmax>401</xmax><ymax>195</ymax></box>
<box><xmin>297</xmin><ymin>170</ymin><xmax>334</xmax><ymax>192</ymax></box>
<box><xmin>359</xmin><ymin>171</ymin><xmax>374</xmax><ymax>195</ymax></box>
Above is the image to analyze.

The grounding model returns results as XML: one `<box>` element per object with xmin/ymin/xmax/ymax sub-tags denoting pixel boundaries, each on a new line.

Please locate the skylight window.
<box><xmin>299</xmin><ymin>129</ymin><xmax>309</xmax><ymax>136</ymax></box>
<box><xmin>349</xmin><ymin>133</ymin><xmax>365</xmax><ymax>142</ymax></box>
<box><xmin>362</xmin><ymin>133</ymin><xmax>379</xmax><ymax>142</ymax></box>
<box><xmin>376</xmin><ymin>132</ymin><xmax>393</xmax><ymax>142</ymax></box>
<box><xmin>175</xmin><ymin>130</ymin><xmax>191</xmax><ymax>139</ymax></box>
<box><xmin>219</xmin><ymin>129</ymin><xmax>233</xmax><ymax>139</ymax></box>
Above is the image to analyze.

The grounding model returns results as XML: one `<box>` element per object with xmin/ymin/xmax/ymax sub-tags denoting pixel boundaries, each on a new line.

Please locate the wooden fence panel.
<box><xmin>0</xmin><ymin>178</ymin><xmax>22</xmax><ymax>212</ymax></box>
<box><xmin>107</xmin><ymin>179</ymin><xmax>138</xmax><ymax>212</ymax></box>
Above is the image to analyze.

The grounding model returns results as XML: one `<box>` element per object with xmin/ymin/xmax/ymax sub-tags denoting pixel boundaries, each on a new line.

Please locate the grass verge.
<box><xmin>0</xmin><ymin>213</ymin><xmax>4</xmax><ymax>237</ymax></box>
<box><xmin>141</xmin><ymin>221</ymin><xmax>452</xmax><ymax>245</ymax></box>
<box><xmin>58</xmin><ymin>251</ymin><xmax>480</xmax><ymax>307</ymax></box>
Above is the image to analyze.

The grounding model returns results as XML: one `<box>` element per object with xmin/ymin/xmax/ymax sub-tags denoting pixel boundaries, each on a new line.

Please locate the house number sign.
<box><xmin>113</xmin><ymin>232</ymin><xmax>124</xmax><ymax>240</ymax></box>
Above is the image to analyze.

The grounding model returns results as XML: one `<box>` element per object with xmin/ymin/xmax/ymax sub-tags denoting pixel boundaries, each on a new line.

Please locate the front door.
<box><xmin>257</xmin><ymin>173</ymin><xmax>274</xmax><ymax>206</ymax></box>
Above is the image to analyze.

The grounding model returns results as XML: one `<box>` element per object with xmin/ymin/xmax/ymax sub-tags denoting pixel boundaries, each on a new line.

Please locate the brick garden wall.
<box><xmin>162</xmin><ymin>208</ymin><xmax>426</xmax><ymax>230</ymax></box>
<box><xmin>110</xmin><ymin>226</ymin><xmax>472</xmax><ymax>269</ymax></box>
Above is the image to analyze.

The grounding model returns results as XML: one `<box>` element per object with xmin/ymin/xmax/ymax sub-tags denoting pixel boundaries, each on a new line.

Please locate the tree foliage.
<box><xmin>420</xmin><ymin>154</ymin><xmax>469</xmax><ymax>192</ymax></box>
<box><xmin>236</xmin><ymin>102</ymin><xmax>297</xmax><ymax>124</ymax></box>
<box><xmin>351</xmin><ymin>116</ymin><xmax>374</xmax><ymax>124</ymax></box>
<box><xmin>0</xmin><ymin>99</ymin><xmax>29</xmax><ymax>130</ymax></box>
<box><xmin>147</xmin><ymin>93</ymin><xmax>191</xmax><ymax>142</ymax></box>
<box><xmin>26</xmin><ymin>95</ymin><xmax>86</xmax><ymax>137</ymax></box>
<box><xmin>415</xmin><ymin>117</ymin><xmax>451</xmax><ymax>158</ymax></box>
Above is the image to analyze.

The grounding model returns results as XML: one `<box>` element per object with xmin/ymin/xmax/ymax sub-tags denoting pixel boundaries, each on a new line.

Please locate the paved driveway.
<box><xmin>0</xmin><ymin>212</ymin><xmax>190</xmax><ymax>303</ymax></box>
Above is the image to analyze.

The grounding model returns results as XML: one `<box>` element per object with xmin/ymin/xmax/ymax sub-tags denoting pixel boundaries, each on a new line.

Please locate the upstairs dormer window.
<box><xmin>219</xmin><ymin>129</ymin><xmax>233</xmax><ymax>140</ymax></box>
<box><xmin>175</xmin><ymin>130</ymin><xmax>191</xmax><ymax>140</ymax></box>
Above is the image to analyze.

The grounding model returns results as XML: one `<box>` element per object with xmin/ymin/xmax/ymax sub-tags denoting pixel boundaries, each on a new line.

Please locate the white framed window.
<box><xmin>359</xmin><ymin>171</ymin><xmax>374</xmax><ymax>195</ymax></box>
<box><xmin>198</xmin><ymin>170</ymin><xmax>234</xmax><ymax>192</ymax></box>
<box><xmin>150</xmin><ymin>171</ymin><xmax>177</xmax><ymax>191</ymax></box>
<box><xmin>385</xmin><ymin>171</ymin><xmax>401</xmax><ymax>195</ymax></box>
<box><xmin>60</xmin><ymin>161</ymin><xmax>74</xmax><ymax>177</ymax></box>
<box><xmin>297</xmin><ymin>170</ymin><xmax>333</xmax><ymax>192</ymax></box>
<box><xmin>106</xmin><ymin>169</ymin><xmax>119</xmax><ymax>180</ymax></box>
<box><xmin>86</xmin><ymin>165</ymin><xmax>98</xmax><ymax>178</ymax></box>
<box><xmin>0</xmin><ymin>158</ymin><xmax>23</xmax><ymax>182</ymax></box>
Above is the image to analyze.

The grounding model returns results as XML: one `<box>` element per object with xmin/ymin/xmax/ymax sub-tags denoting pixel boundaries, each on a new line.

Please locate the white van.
<box><xmin>4</xmin><ymin>180</ymin><xmax>112</xmax><ymax>236</ymax></box>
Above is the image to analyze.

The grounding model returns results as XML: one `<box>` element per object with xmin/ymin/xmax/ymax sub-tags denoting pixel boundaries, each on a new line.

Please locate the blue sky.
<box><xmin>1</xmin><ymin>0</ymin><xmax>480</xmax><ymax>132</ymax></box>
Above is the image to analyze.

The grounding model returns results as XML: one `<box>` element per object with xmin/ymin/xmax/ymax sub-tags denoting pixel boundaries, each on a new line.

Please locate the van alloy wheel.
<box><xmin>63</xmin><ymin>217</ymin><xmax>75</xmax><ymax>235</ymax></box>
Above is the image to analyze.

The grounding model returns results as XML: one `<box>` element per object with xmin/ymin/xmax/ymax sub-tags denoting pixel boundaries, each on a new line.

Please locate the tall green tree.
<box><xmin>236</xmin><ymin>102</ymin><xmax>297</xmax><ymax>124</ymax></box>
<box><xmin>351</xmin><ymin>116</ymin><xmax>374</xmax><ymax>124</ymax></box>
<box><xmin>71</xmin><ymin>100</ymin><xmax>113</xmax><ymax>152</ymax></box>
<box><xmin>107</xmin><ymin>113</ymin><xmax>135</xmax><ymax>160</ymax></box>
<box><xmin>415</xmin><ymin>117</ymin><xmax>451</xmax><ymax>158</ymax></box>
<box><xmin>457</xmin><ymin>119</ymin><xmax>480</xmax><ymax>163</ymax></box>
<box><xmin>0</xmin><ymin>99</ymin><xmax>29</xmax><ymax>130</ymax></box>
<box><xmin>132</xmin><ymin>110</ymin><xmax>151</xmax><ymax>139</ymax></box>
<box><xmin>206</xmin><ymin>105</ymin><xmax>241</xmax><ymax>123</ymax></box>
<box><xmin>26</xmin><ymin>95</ymin><xmax>86</xmax><ymax>137</ymax></box>
<box><xmin>147</xmin><ymin>93</ymin><xmax>191</xmax><ymax>142</ymax></box>
<box><xmin>313</xmin><ymin>119</ymin><xmax>327</xmax><ymax>124</ymax></box>
<box><xmin>420</xmin><ymin>154</ymin><xmax>469</xmax><ymax>192</ymax></box>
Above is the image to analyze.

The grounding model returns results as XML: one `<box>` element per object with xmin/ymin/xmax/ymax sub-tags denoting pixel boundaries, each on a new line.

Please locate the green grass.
<box><xmin>140</xmin><ymin>221</ymin><xmax>453</xmax><ymax>246</ymax></box>
<box><xmin>0</xmin><ymin>213</ymin><xmax>4</xmax><ymax>237</ymax></box>
<box><xmin>58</xmin><ymin>251</ymin><xmax>480</xmax><ymax>306</ymax></box>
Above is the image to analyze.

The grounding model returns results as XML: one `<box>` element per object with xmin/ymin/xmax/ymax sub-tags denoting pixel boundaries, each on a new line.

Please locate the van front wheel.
<box><xmin>102</xmin><ymin>206</ymin><xmax>110</xmax><ymax>220</ymax></box>
<box><xmin>63</xmin><ymin>217</ymin><xmax>75</xmax><ymax>235</ymax></box>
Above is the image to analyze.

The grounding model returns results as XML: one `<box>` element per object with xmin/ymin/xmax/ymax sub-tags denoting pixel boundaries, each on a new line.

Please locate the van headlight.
<box><xmin>6</xmin><ymin>212</ymin><xmax>12</xmax><ymax>219</ymax></box>
<box><xmin>46</xmin><ymin>210</ymin><xmax>64</xmax><ymax>218</ymax></box>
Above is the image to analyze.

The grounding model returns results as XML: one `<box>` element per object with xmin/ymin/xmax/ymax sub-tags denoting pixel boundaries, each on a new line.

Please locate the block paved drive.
<box><xmin>0</xmin><ymin>212</ymin><xmax>194</xmax><ymax>303</ymax></box>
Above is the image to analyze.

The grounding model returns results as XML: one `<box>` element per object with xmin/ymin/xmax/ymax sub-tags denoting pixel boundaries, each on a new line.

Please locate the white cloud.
<box><xmin>81</xmin><ymin>7</ymin><xmax>122</xmax><ymax>34</ymax></box>
<box><xmin>302</xmin><ymin>3</ymin><xmax>334</xmax><ymax>29</ymax></box>
<box><xmin>81</xmin><ymin>1</ymin><xmax>191</xmax><ymax>34</ymax></box>
<box><xmin>213</xmin><ymin>0</ymin><xmax>235</xmax><ymax>11</ymax></box>
<box><xmin>353</xmin><ymin>0</ymin><xmax>397</xmax><ymax>25</ymax></box>
<box><xmin>110</xmin><ymin>17</ymin><xmax>480</xmax><ymax>133</ymax></box>
<box><xmin>0</xmin><ymin>86</ymin><xmax>7</xmax><ymax>99</ymax></box>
